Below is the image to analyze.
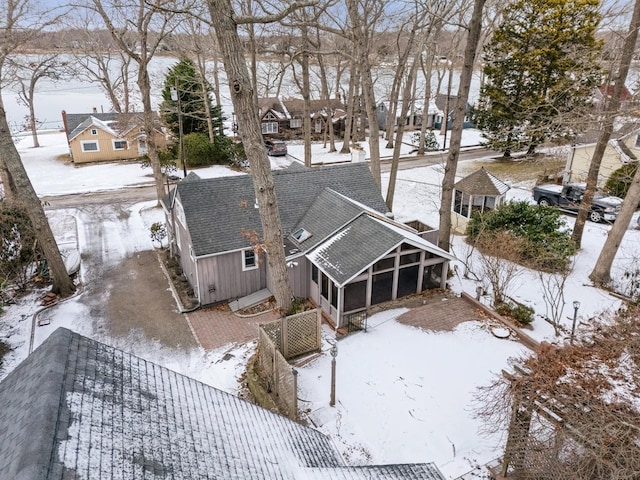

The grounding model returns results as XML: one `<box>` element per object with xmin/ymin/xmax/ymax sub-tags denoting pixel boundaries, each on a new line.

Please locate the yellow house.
<box><xmin>62</xmin><ymin>111</ymin><xmax>168</xmax><ymax>164</ymax></box>
<box><xmin>565</xmin><ymin>127</ymin><xmax>640</xmax><ymax>187</ymax></box>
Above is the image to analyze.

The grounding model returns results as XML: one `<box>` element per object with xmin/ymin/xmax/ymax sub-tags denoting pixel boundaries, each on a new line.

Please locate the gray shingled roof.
<box><xmin>453</xmin><ymin>167</ymin><xmax>510</xmax><ymax>196</ymax></box>
<box><xmin>291</xmin><ymin>189</ymin><xmax>366</xmax><ymax>253</ymax></box>
<box><xmin>0</xmin><ymin>328</ymin><xmax>446</xmax><ymax>480</ymax></box>
<box><xmin>306</xmin><ymin>213</ymin><xmax>455</xmax><ymax>286</ymax></box>
<box><xmin>169</xmin><ymin>163</ymin><xmax>389</xmax><ymax>258</ymax></box>
<box><xmin>64</xmin><ymin>112</ymin><xmax>120</xmax><ymax>135</ymax></box>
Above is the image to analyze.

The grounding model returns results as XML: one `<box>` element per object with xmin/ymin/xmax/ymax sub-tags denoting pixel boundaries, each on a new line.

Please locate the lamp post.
<box><xmin>170</xmin><ymin>79</ymin><xmax>187</xmax><ymax>178</ymax></box>
<box><xmin>329</xmin><ymin>340</ymin><xmax>338</xmax><ymax>407</ymax></box>
<box><xmin>570</xmin><ymin>301</ymin><xmax>580</xmax><ymax>344</ymax></box>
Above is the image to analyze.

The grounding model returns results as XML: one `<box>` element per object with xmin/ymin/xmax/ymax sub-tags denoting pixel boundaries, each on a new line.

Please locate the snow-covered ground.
<box><xmin>2</xmin><ymin>129</ymin><xmax>635</xmax><ymax>479</ymax></box>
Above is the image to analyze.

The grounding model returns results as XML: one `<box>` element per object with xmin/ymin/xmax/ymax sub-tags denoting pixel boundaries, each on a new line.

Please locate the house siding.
<box><xmin>70</xmin><ymin>127</ymin><xmax>167</xmax><ymax>164</ymax></box>
<box><xmin>569</xmin><ymin>135</ymin><xmax>640</xmax><ymax>187</ymax></box>
<box><xmin>196</xmin><ymin>252</ymin><xmax>267</xmax><ymax>305</ymax></box>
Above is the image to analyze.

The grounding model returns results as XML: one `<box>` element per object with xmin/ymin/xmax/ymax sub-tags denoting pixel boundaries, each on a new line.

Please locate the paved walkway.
<box><xmin>186</xmin><ymin>306</ymin><xmax>279</xmax><ymax>351</ymax></box>
<box><xmin>186</xmin><ymin>291</ymin><xmax>487</xmax><ymax>351</ymax></box>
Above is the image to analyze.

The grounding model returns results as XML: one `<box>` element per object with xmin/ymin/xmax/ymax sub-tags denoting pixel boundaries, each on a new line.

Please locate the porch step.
<box><xmin>229</xmin><ymin>288</ymin><xmax>272</xmax><ymax>312</ymax></box>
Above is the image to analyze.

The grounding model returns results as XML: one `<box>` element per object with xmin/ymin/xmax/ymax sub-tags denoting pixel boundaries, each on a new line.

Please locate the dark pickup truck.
<box><xmin>532</xmin><ymin>183</ymin><xmax>622</xmax><ymax>223</ymax></box>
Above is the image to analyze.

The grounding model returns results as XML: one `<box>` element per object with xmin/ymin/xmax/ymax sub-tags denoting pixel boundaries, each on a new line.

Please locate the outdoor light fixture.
<box><xmin>570</xmin><ymin>301</ymin><xmax>581</xmax><ymax>345</ymax></box>
<box><xmin>329</xmin><ymin>340</ymin><xmax>338</xmax><ymax>407</ymax></box>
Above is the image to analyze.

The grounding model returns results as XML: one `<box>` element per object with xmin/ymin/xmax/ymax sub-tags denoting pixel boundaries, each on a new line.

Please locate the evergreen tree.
<box><xmin>475</xmin><ymin>0</ymin><xmax>602</xmax><ymax>157</ymax></box>
<box><xmin>161</xmin><ymin>58</ymin><xmax>217</xmax><ymax>137</ymax></box>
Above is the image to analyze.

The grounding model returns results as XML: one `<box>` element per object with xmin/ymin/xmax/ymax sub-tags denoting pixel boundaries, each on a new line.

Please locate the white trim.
<box><xmin>80</xmin><ymin>140</ymin><xmax>100</xmax><ymax>152</ymax></box>
<box><xmin>242</xmin><ymin>249</ymin><xmax>258</xmax><ymax>271</ymax></box>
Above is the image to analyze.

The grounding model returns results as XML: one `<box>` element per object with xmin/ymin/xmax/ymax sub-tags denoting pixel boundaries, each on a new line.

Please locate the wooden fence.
<box><xmin>257</xmin><ymin>309</ymin><xmax>322</xmax><ymax>419</ymax></box>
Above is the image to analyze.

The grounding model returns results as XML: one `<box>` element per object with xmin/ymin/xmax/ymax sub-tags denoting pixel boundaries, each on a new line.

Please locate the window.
<box><xmin>243</xmin><ymin>249</ymin><xmax>257</xmax><ymax>270</ymax></box>
<box><xmin>262</xmin><ymin>122</ymin><xmax>278</xmax><ymax>134</ymax></box>
<box><xmin>290</xmin><ymin>118</ymin><xmax>302</xmax><ymax>128</ymax></box>
<box><xmin>373</xmin><ymin>256</ymin><xmax>395</xmax><ymax>272</ymax></box>
<box><xmin>311</xmin><ymin>264</ymin><xmax>318</xmax><ymax>283</ymax></box>
<box><xmin>636</xmin><ymin>134</ymin><xmax>640</xmax><ymax>147</ymax></box>
<box><xmin>112</xmin><ymin>140</ymin><xmax>128</xmax><ymax>150</ymax></box>
<box><xmin>91</xmin><ymin>129</ymin><xmax>98</xmax><ymax>135</ymax></box>
<box><xmin>314</xmin><ymin>120</ymin><xmax>322</xmax><ymax>133</ymax></box>
<box><xmin>81</xmin><ymin>141</ymin><xmax>99</xmax><ymax>152</ymax></box>
<box><xmin>331</xmin><ymin>283</ymin><xmax>338</xmax><ymax>309</ymax></box>
<box><xmin>321</xmin><ymin>273</ymin><xmax>329</xmax><ymax>299</ymax></box>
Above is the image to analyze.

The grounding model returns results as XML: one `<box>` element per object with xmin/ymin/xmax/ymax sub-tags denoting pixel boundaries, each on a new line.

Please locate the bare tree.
<box><xmin>88</xmin><ymin>0</ymin><xmax>181</xmax><ymax>204</ymax></box>
<box><xmin>204</xmin><ymin>0</ymin><xmax>318</xmax><ymax>314</ymax></box>
<box><xmin>437</xmin><ymin>0</ymin><xmax>486</xmax><ymax>252</ymax></box>
<box><xmin>571</xmin><ymin>0</ymin><xmax>640</xmax><ymax>249</ymax></box>
<box><xmin>64</xmin><ymin>17</ymin><xmax>137</xmax><ymax>113</ymax></box>
<box><xmin>12</xmin><ymin>54</ymin><xmax>65</xmax><ymax>147</ymax></box>
<box><xmin>475</xmin><ymin>231</ymin><xmax>522</xmax><ymax>306</ymax></box>
<box><xmin>537</xmin><ymin>261</ymin><xmax>573</xmax><ymax>336</ymax></box>
<box><xmin>0</xmin><ymin>0</ymin><xmax>75</xmax><ymax>297</ymax></box>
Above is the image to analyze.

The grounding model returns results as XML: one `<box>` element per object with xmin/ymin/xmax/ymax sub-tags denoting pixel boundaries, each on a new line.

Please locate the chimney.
<box><xmin>92</xmin><ymin>107</ymin><xmax>97</xmax><ymax>114</ymax></box>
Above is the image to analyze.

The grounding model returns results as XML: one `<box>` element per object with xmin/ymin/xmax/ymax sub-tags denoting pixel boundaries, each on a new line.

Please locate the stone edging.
<box><xmin>460</xmin><ymin>292</ymin><xmax>540</xmax><ymax>351</ymax></box>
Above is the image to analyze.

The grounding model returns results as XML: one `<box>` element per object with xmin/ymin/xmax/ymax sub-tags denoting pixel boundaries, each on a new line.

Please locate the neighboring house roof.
<box><xmin>0</xmin><ymin>328</ymin><xmax>446</xmax><ymax>479</ymax></box>
<box><xmin>597</xmin><ymin>84</ymin><xmax>633</xmax><ymax>102</ymax></box>
<box><xmin>68</xmin><ymin>115</ymin><xmax>117</xmax><ymax>141</ymax></box>
<box><xmin>258</xmin><ymin>97</ymin><xmax>288</xmax><ymax>119</ymax></box>
<box><xmin>283</xmin><ymin>98</ymin><xmax>347</xmax><ymax>117</ymax></box>
<box><xmin>454</xmin><ymin>167</ymin><xmax>510</xmax><ymax>195</ymax></box>
<box><xmin>611</xmin><ymin>137</ymin><xmax>638</xmax><ymax>162</ymax></box>
<box><xmin>164</xmin><ymin>163</ymin><xmax>389</xmax><ymax>258</ymax></box>
<box><xmin>64</xmin><ymin>111</ymin><xmax>120</xmax><ymax>134</ymax></box>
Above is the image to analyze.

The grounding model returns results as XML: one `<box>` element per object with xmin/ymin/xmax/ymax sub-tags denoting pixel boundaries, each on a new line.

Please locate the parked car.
<box><xmin>532</xmin><ymin>183</ymin><xmax>623</xmax><ymax>223</ymax></box>
<box><xmin>264</xmin><ymin>139</ymin><xmax>288</xmax><ymax>156</ymax></box>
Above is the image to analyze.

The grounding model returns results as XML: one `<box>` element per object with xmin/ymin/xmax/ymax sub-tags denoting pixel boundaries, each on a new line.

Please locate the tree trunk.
<box><xmin>339</xmin><ymin>67</ymin><xmax>357</xmax><ymax>154</ymax></box>
<box><xmin>138</xmin><ymin>67</ymin><xmax>166</xmax><ymax>204</ymax></box>
<box><xmin>572</xmin><ymin>0</ymin><xmax>640</xmax><ymax>248</ymax></box>
<box><xmin>301</xmin><ymin>22</ymin><xmax>312</xmax><ymax>168</ymax></box>
<box><xmin>437</xmin><ymin>0</ymin><xmax>485</xmax><ymax>252</ymax></box>
<box><xmin>417</xmin><ymin>49</ymin><xmax>435</xmax><ymax>155</ymax></box>
<box><xmin>207</xmin><ymin>0</ymin><xmax>293</xmax><ymax>315</ymax></box>
<box><xmin>361</xmin><ymin>61</ymin><xmax>381</xmax><ymax>189</ymax></box>
<box><xmin>386</xmin><ymin>46</ymin><xmax>422</xmax><ymax>210</ymax></box>
<box><xmin>0</xmin><ymin>99</ymin><xmax>75</xmax><ymax>297</ymax></box>
<box><xmin>28</xmin><ymin>77</ymin><xmax>40</xmax><ymax>148</ymax></box>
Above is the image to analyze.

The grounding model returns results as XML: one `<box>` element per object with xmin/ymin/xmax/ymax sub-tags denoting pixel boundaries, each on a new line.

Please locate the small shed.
<box><xmin>451</xmin><ymin>167</ymin><xmax>510</xmax><ymax>234</ymax></box>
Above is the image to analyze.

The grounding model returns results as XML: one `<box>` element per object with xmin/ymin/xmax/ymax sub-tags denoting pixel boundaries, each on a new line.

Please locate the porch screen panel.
<box><xmin>344</xmin><ymin>280</ymin><xmax>367</xmax><ymax>311</ymax></box>
<box><xmin>397</xmin><ymin>265</ymin><xmax>419</xmax><ymax>297</ymax></box>
<box><xmin>422</xmin><ymin>263</ymin><xmax>443</xmax><ymax>290</ymax></box>
<box><xmin>371</xmin><ymin>271</ymin><xmax>393</xmax><ymax>305</ymax></box>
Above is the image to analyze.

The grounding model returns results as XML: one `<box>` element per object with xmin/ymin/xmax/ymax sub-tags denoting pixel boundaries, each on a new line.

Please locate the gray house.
<box><xmin>162</xmin><ymin>163</ymin><xmax>455</xmax><ymax>327</ymax></box>
<box><xmin>0</xmin><ymin>327</ymin><xmax>447</xmax><ymax>479</ymax></box>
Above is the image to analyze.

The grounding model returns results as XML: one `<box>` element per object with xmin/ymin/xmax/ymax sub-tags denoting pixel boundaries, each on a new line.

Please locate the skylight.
<box><xmin>292</xmin><ymin>228</ymin><xmax>311</xmax><ymax>242</ymax></box>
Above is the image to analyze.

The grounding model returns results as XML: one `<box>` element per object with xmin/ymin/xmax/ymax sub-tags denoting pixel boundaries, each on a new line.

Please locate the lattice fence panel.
<box><xmin>261</xmin><ymin>319</ymin><xmax>282</xmax><ymax>350</ymax></box>
<box><xmin>282</xmin><ymin>310</ymin><xmax>321</xmax><ymax>359</ymax></box>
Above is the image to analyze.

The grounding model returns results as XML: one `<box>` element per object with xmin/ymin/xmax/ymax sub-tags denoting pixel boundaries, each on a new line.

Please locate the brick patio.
<box><xmin>186</xmin><ymin>307</ymin><xmax>279</xmax><ymax>351</ymax></box>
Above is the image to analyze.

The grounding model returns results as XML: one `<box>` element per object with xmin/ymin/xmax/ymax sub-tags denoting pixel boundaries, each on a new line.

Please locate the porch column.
<box><xmin>417</xmin><ymin>251</ymin><xmax>426</xmax><ymax>294</ymax></box>
<box><xmin>440</xmin><ymin>261</ymin><xmax>449</xmax><ymax>289</ymax></box>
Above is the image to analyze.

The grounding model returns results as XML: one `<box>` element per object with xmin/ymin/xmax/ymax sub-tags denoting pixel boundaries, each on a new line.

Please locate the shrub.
<box><xmin>495</xmin><ymin>302</ymin><xmax>534</xmax><ymax>324</ymax></box>
<box><xmin>150</xmin><ymin>222</ymin><xmax>167</xmax><ymax>248</ymax></box>
<box><xmin>412</xmin><ymin>130</ymin><xmax>439</xmax><ymax>151</ymax></box>
<box><xmin>466</xmin><ymin>201</ymin><xmax>575</xmax><ymax>272</ymax></box>
<box><xmin>184</xmin><ymin>132</ymin><xmax>215</xmax><ymax>167</ymax></box>
<box><xmin>605</xmin><ymin>162</ymin><xmax>637</xmax><ymax>198</ymax></box>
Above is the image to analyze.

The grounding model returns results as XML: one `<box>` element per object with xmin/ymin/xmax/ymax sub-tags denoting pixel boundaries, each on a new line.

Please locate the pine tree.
<box><xmin>161</xmin><ymin>58</ymin><xmax>217</xmax><ymax>138</ymax></box>
<box><xmin>475</xmin><ymin>0</ymin><xmax>602</xmax><ymax>157</ymax></box>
